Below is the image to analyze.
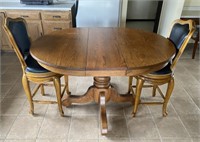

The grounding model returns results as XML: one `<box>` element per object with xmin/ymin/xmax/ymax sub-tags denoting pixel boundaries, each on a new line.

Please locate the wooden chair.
<box><xmin>3</xmin><ymin>17</ymin><xmax>70</xmax><ymax>116</ymax></box>
<box><xmin>128</xmin><ymin>19</ymin><xmax>196</xmax><ymax>117</ymax></box>
<box><xmin>191</xmin><ymin>24</ymin><xmax>199</xmax><ymax>59</ymax></box>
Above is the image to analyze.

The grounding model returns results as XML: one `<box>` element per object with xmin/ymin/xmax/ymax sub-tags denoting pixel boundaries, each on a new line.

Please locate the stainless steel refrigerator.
<box><xmin>76</xmin><ymin>0</ymin><xmax>121</xmax><ymax>27</ymax></box>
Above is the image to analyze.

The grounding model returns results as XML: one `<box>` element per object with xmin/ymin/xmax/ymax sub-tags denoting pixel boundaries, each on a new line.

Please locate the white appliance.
<box><xmin>76</xmin><ymin>0</ymin><xmax>121</xmax><ymax>27</ymax></box>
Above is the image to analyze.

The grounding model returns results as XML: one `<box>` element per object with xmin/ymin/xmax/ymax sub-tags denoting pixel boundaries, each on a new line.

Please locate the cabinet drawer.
<box><xmin>42</xmin><ymin>21</ymin><xmax>71</xmax><ymax>35</ymax></box>
<box><xmin>41</xmin><ymin>11</ymin><xmax>71</xmax><ymax>20</ymax></box>
<box><xmin>6</xmin><ymin>11</ymin><xmax>40</xmax><ymax>20</ymax></box>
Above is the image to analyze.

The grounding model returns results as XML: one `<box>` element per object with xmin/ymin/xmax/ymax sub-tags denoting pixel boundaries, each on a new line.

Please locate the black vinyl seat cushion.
<box><xmin>150</xmin><ymin>63</ymin><xmax>172</xmax><ymax>75</ymax></box>
<box><xmin>25</xmin><ymin>54</ymin><xmax>49</xmax><ymax>73</ymax></box>
<box><xmin>150</xmin><ymin>23</ymin><xmax>189</xmax><ymax>76</ymax></box>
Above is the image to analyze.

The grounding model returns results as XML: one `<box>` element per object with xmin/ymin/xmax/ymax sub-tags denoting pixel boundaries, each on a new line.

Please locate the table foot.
<box><xmin>110</xmin><ymin>87</ymin><xmax>133</xmax><ymax>103</ymax></box>
<box><xmin>62</xmin><ymin>86</ymin><xmax>95</xmax><ymax>106</ymax></box>
<box><xmin>100</xmin><ymin>91</ymin><xmax>108</xmax><ymax>134</ymax></box>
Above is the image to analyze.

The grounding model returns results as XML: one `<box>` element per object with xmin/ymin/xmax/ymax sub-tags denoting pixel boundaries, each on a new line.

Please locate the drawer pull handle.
<box><xmin>53</xmin><ymin>15</ymin><xmax>61</xmax><ymax>18</ymax></box>
<box><xmin>21</xmin><ymin>15</ymin><xmax>29</xmax><ymax>18</ymax></box>
<box><xmin>53</xmin><ymin>27</ymin><xmax>62</xmax><ymax>30</ymax></box>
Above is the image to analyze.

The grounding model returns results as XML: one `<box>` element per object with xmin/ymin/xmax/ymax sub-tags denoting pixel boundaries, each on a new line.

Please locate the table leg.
<box><xmin>99</xmin><ymin>91</ymin><xmax>108</xmax><ymax>134</ymax></box>
<box><xmin>62</xmin><ymin>76</ymin><xmax>133</xmax><ymax>134</ymax></box>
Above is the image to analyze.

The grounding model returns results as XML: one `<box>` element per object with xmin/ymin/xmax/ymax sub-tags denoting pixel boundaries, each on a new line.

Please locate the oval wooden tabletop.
<box><xmin>30</xmin><ymin>28</ymin><xmax>176</xmax><ymax>76</ymax></box>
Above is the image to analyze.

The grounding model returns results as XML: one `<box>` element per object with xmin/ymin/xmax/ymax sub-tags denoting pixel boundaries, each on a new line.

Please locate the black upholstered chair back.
<box><xmin>168</xmin><ymin>20</ymin><xmax>195</xmax><ymax>70</ymax></box>
<box><xmin>169</xmin><ymin>23</ymin><xmax>189</xmax><ymax>53</ymax></box>
<box><xmin>8</xmin><ymin>19</ymin><xmax>31</xmax><ymax>57</ymax></box>
<box><xmin>4</xmin><ymin>17</ymin><xmax>49</xmax><ymax>73</ymax></box>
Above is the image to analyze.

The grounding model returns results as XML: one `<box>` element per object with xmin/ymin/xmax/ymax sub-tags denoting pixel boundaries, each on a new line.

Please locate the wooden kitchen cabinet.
<box><xmin>0</xmin><ymin>12</ymin><xmax>12</xmax><ymax>51</ymax></box>
<box><xmin>25</xmin><ymin>20</ymin><xmax>43</xmax><ymax>41</ymax></box>
<box><xmin>41</xmin><ymin>11</ymin><xmax>71</xmax><ymax>20</ymax></box>
<box><xmin>0</xmin><ymin>10</ymin><xmax>72</xmax><ymax>51</ymax></box>
<box><xmin>41</xmin><ymin>11</ymin><xmax>72</xmax><ymax>35</ymax></box>
<box><xmin>42</xmin><ymin>20</ymin><xmax>71</xmax><ymax>35</ymax></box>
<box><xmin>6</xmin><ymin>10</ymin><xmax>43</xmax><ymax>41</ymax></box>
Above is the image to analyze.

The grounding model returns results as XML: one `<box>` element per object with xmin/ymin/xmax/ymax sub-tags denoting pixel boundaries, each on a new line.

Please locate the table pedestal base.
<box><xmin>62</xmin><ymin>77</ymin><xmax>133</xmax><ymax>134</ymax></box>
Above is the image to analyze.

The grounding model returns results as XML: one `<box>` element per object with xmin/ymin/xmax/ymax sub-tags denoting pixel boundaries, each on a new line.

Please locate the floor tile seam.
<box><xmin>125</xmin><ymin>113</ymin><xmax>155</xmax><ymax>118</ymax></box>
<box><xmin>1</xmin><ymin>84</ymin><xmax>14</xmax><ymax>98</ymax></box>
<box><xmin>0</xmin><ymin>83</ymin><xmax>17</xmax><ymax>86</ymax></box>
<box><xmin>0</xmin><ymin>96</ymin><xmax>6</xmax><ymax>102</ymax></box>
<box><xmin>107</xmin><ymin>113</ymin><xmax>128</xmax><ymax>117</ymax></box>
<box><xmin>0</xmin><ymin>114</ymin><xmax>18</xmax><ymax>117</ymax></box>
<box><xmin>182</xmin><ymin>87</ymin><xmax>200</xmax><ymax>112</ymax></box>
<box><xmin>4</xmin><ymin>138</ymin><xmax>36</xmax><ymax>140</ymax></box>
<box><xmin>72</xmin><ymin>81</ymin><xmax>81</xmax><ymax>99</ymax></box>
<box><xmin>169</xmin><ymin>100</ymin><xmax>193</xmax><ymax>139</ymax></box>
<box><xmin>97</xmin><ymin>107</ymin><xmax>100</xmax><ymax>142</ymax></box>
<box><xmin>176</xmin><ymin>69</ymin><xmax>200</xmax><ymax>86</ymax></box>
<box><xmin>8</xmin><ymin>112</ymin><xmax>42</xmax><ymax>139</ymax></box>
<box><xmin>160</xmin><ymin>137</ymin><xmax>194</xmax><ymax>139</ymax></box>
<box><xmin>64</xmin><ymin>106</ymin><xmax>73</xmax><ymax>117</ymax></box>
<box><xmin>69</xmin><ymin>83</ymin><xmax>78</xmax><ymax>117</ymax></box>
<box><xmin>172</xmin><ymin>83</ymin><xmax>199</xmax><ymax>101</ymax></box>
<box><xmin>4</xmin><ymin>95</ymin><xmax>26</xmax><ymax>99</ymax></box>
<box><xmin>35</xmin><ymin>109</ymin><xmax>47</xmax><ymax>140</ymax></box>
<box><xmin>171</xmin><ymin>87</ymin><xmax>199</xmax><ymax>113</ymax></box>
<box><xmin>129</xmin><ymin>138</ymin><xmax>163</xmax><ymax>140</ymax></box>
<box><xmin>147</xmin><ymin>106</ymin><xmax>162</xmax><ymax>142</ymax></box>
<box><xmin>17</xmin><ymin>94</ymin><xmax>33</xmax><ymax>116</ymax></box>
<box><xmin>1</xmin><ymin>96</ymin><xmax>27</xmax><ymax>116</ymax></box>
<box><xmin>1</xmin><ymin>76</ymin><xmax>22</xmax><ymax>99</ymax></box>
<box><xmin>67</xmin><ymin>105</ymin><xmax>74</xmax><ymax>142</ymax></box>
<box><xmin>71</xmin><ymin>113</ymin><xmax>99</xmax><ymax>116</ymax></box>
<box><xmin>71</xmin><ymin>114</ymin><xmax>125</xmax><ymax>116</ymax></box>
<box><xmin>183</xmin><ymin>67</ymin><xmax>200</xmax><ymax>84</ymax></box>
<box><xmin>4</xmin><ymin>113</ymin><xmax>19</xmax><ymax>140</ymax></box>
<box><xmin>123</xmin><ymin>105</ymin><xmax>132</xmax><ymax>142</ymax></box>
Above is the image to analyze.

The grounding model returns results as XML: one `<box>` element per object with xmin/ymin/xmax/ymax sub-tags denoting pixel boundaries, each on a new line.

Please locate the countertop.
<box><xmin>0</xmin><ymin>2</ymin><xmax>74</xmax><ymax>11</ymax></box>
<box><xmin>181</xmin><ymin>9</ymin><xmax>200</xmax><ymax>18</ymax></box>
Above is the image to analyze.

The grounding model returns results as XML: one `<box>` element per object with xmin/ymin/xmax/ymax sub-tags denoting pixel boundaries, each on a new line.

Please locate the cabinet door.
<box><xmin>41</xmin><ymin>11</ymin><xmax>71</xmax><ymax>21</ymax></box>
<box><xmin>26</xmin><ymin>20</ymin><xmax>43</xmax><ymax>41</ymax></box>
<box><xmin>42</xmin><ymin>20</ymin><xmax>71</xmax><ymax>35</ymax></box>
<box><xmin>6</xmin><ymin>10</ymin><xmax>40</xmax><ymax>20</ymax></box>
<box><xmin>0</xmin><ymin>12</ymin><xmax>12</xmax><ymax>51</ymax></box>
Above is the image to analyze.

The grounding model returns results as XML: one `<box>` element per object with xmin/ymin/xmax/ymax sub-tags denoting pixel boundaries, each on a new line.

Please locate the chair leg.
<box><xmin>128</xmin><ymin>76</ymin><xmax>133</xmax><ymax>94</ymax></box>
<box><xmin>40</xmin><ymin>84</ymin><xmax>45</xmax><ymax>96</ymax></box>
<box><xmin>64</xmin><ymin>75</ymin><xmax>71</xmax><ymax>95</ymax></box>
<box><xmin>22</xmin><ymin>74</ymin><xmax>34</xmax><ymax>115</ymax></box>
<box><xmin>152</xmin><ymin>85</ymin><xmax>157</xmax><ymax>97</ymax></box>
<box><xmin>192</xmin><ymin>31</ymin><xmax>199</xmax><ymax>59</ymax></box>
<box><xmin>54</xmin><ymin>77</ymin><xmax>64</xmax><ymax>116</ymax></box>
<box><xmin>162</xmin><ymin>77</ymin><xmax>174</xmax><ymax>117</ymax></box>
<box><xmin>132</xmin><ymin>78</ymin><xmax>144</xmax><ymax>117</ymax></box>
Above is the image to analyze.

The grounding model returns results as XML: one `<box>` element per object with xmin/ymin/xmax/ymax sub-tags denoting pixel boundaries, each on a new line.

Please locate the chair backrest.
<box><xmin>3</xmin><ymin>17</ymin><xmax>31</xmax><ymax>71</ymax></box>
<box><xmin>168</xmin><ymin>19</ymin><xmax>195</xmax><ymax>70</ymax></box>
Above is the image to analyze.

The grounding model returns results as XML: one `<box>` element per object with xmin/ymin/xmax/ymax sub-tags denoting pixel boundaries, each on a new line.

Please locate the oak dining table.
<box><xmin>30</xmin><ymin>27</ymin><xmax>176</xmax><ymax>134</ymax></box>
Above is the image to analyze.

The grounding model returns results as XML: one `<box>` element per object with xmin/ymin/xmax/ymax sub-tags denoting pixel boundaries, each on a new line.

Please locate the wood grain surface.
<box><xmin>30</xmin><ymin>28</ymin><xmax>176</xmax><ymax>76</ymax></box>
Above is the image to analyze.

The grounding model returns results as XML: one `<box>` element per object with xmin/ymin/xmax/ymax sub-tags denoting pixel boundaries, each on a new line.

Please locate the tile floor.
<box><xmin>0</xmin><ymin>44</ymin><xmax>199</xmax><ymax>142</ymax></box>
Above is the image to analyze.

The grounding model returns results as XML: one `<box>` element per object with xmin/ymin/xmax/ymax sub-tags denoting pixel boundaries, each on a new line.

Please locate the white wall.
<box><xmin>157</xmin><ymin>0</ymin><xmax>185</xmax><ymax>37</ymax></box>
<box><xmin>158</xmin><ymin>0</ymin><xmax>199</xmax><ymax>37</ymax></box>
<box><xmin>184</xmin><ymin>0</ymin><xmax>200</xmax><ymax>7</ymax></box>
<box><xmin>120</xmin><ymin>0</ymin><xmax>128</xmax><ymax>27</ymax></box>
